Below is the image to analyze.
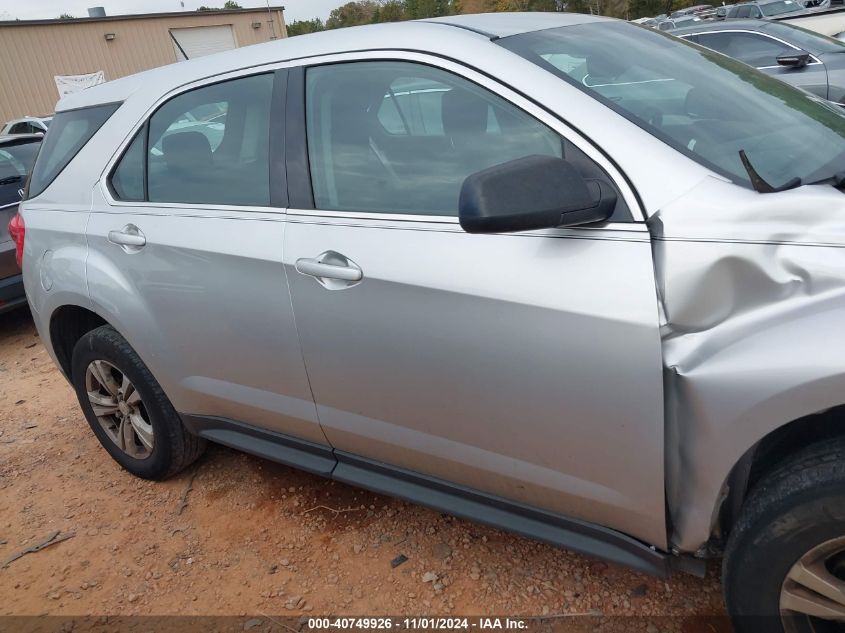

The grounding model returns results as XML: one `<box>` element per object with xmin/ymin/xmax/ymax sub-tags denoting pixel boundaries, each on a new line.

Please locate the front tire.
<box><xmin>724</xmin><ymin>438</ymin><xmax>845</xmax><ymax>633</ymax></box>
<box><xmin>71</xmin><ymin>325</ymin><xmax>205</xmax><ymax>480</ymax></box>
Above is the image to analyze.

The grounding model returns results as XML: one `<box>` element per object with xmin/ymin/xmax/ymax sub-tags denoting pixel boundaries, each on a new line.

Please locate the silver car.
<box><xmin>13</xmin><ymin>13</ymin><xmax>845</xmax><ymax>629</ymax></box>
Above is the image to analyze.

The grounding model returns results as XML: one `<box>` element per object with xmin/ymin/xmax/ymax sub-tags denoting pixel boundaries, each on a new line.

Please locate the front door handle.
<box><xmin>296</xmin><ymin>259</ymin><xmax>362</xmax><ymax>281</ymax></box>
<box><xmin>295</xmin><ymin>251</ymin><xmax>363</xmax><ymax>289</ymax></box>
<box><xmin>108</xmin><ymin>225</ymin><xmax>146</xmax><ymax>248</ymax></box>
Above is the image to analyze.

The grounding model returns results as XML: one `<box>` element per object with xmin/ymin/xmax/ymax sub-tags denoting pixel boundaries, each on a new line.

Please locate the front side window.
<box><xmin>125</xmin><ymin>73</ymin><xmax>274</xmax><ymax>206</ymax></box>
<box><xmin>696</xmin><ymin>31</ymin><xmax>792</xmax><ymax>67</ymax></box>
<box><xmin>28</xmin><ymin>103</ymin><xmax>119</xmax><ymax>199</ymax></box>
<box><xmin>306</xmin><ymin>61</ymin><xmax>600</xmax><ymax>216</ymax></box>
<box><xmin>500</xmin><ymin>22</ymin><xmax>845</xmax><ymax>191</ymax></box>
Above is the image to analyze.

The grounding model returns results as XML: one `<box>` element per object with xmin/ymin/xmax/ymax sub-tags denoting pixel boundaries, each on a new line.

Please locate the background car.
<box><xmin>675</xmin><ymin>19</ymin><xmax>845</xmax><ymax>102</ymax></box>
<box><xmin>725</xmin><ymin>0</ymin><xmax>807</xmax><ymax>17</ymax></box>
<box><xmin>1</xmin><ymin>116</ymin><xmax>52</xmax><ymax>135</ymax></box>
<box><xmin>663</xmin><ymin>15</ymin><xmax>705</xmax><ymax>29</ymax></box>
<box><xmin>0</xmin><ymin>133</ymin><xmax>40</xmax><ymax>313</ymax></box>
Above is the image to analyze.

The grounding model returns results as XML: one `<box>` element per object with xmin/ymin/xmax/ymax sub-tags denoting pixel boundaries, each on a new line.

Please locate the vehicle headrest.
<box><xmin>162</xmin><ymin>131</ymin><xmax>212</xmax><ymax>171</ymax></box>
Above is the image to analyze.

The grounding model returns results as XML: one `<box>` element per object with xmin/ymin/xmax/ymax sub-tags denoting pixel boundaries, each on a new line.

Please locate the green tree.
<box><xmin>223</xmin><ymin>0</ymin><xmax>242</xmax><ymax>7</ymax></box>
<box><xmin>378</xmin><ymin>0</ymin><xmax>407</xmax><ymax>20</ymax></box>
<box><xmin>326</xmin><ymin>0</ymin><xmax>380</xmax><ymax>28</ymax></box>
<box><xmin>287</xmin><ymin>17</ymin><xmax>326</xmax><ymax>35</ymax></box>
<box><xmin>57</xmin><ymin>12</ymin><xmax>74</xmax><ymax>18</ymax></box>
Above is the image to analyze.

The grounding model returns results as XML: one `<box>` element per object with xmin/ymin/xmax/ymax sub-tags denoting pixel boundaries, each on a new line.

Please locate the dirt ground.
<box><xmin>0</xmin><ymin>306</ymin><xmax>727</xmax><ymax>625</ymax></box>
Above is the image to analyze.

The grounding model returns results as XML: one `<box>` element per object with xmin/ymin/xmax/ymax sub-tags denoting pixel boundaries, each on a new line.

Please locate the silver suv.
<box><xmin>14</xmin><ymin>13</ymin><xmax>845</xmax><ymax>629</ymax></box>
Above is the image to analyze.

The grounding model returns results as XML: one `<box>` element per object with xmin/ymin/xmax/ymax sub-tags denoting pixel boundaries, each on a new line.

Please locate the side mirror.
<box><xmin>777</xmin><ymin>50</ymin><xmax>810</xmax><ymax>68</ymax></box>
<box><xmin>458</xmin><ymin>155</ymin><xmax>616</xmax><ymax>234</ymax></box>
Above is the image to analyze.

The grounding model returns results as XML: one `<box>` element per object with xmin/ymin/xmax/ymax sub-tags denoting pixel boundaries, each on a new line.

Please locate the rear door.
<box><xmin>283</xmin><ymin>54</ymin><xmax>667</xmax><ymax>547</ymax></box>
<box><xmin>86</xmin><ymin>70</ymin><xmax>331</xmax><ymax>459</ymax></box>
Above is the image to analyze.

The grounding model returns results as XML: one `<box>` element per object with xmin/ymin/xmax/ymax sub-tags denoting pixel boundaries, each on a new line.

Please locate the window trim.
<box><xmin>287</xmin><ymin>51</ymin><xmax>644</xmax><ymax>224</ymax></box>
<box><xmin>99</xmin><ymin>50</ymin><xmax>645</xmax><ymax>225</ymax></box>
<box><xmin>102</xmin><ymin>69</ymin><xmax>283</xmax><ymax>210</ymax></box>
<box><xmin>679</xmin><ymin>29</ymin><xmax>823</xmax><ymax>68</ymax></box>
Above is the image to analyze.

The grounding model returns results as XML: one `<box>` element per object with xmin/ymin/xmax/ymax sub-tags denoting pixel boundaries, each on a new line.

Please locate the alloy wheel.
<box><xmin>781</xmin><ymin>536</ymin><xmax>845</xmax><ymax>632</ymax></box>
<box><xmin>84</xmin><ymin>359</ymin><xmax>154</xmax><ymax>459</ymax></box>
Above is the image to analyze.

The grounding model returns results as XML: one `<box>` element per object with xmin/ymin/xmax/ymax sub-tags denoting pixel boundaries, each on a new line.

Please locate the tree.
<box><xmin>57</xmin><ymin>12</ymin><xmax>74</xmax><ymax>18</ymax></box>
<box><xmin>287</xmin><ymin>17</ymin><xmax>326</xmax><ymax>35</ymax></box>
<box><xmin>326</xmin><ymin>1</ymin><xmax>379</xmax><ymax>28</ymax></box>
<box><xmin>223</xmin><ymin>1</ymin><xmax>242</xmax><ymax>8</ymax></box>
<box><xmin>378</xmin><ymin>0</ymin><xmax>407</xmax><ymax>20</ymax></box>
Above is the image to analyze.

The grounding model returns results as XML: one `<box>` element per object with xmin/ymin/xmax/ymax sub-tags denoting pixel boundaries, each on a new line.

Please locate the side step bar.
<box><xmin>182</xmin><ymin>414</ymin><xmax>671</xmax><ymax>577</ymax></box>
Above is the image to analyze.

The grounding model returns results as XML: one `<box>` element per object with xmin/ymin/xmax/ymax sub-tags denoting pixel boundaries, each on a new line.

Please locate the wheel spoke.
<box><xmin>120</xmin><ymin>372</ymin><xmax>131</xmax><ymax>396</ymax></box>
<box><xmin>90</xmin><ymin>360</ymin><xmax>119</xmax><ymax>396</ymax></box>
<box><xmin>87</xmin><ymin>391</ymin><xmax>119</xmax><ymax>417</ymax></box>
<box><xmin>128</xmin><ymin>413</ymin><xmax>154</xmax><ymax>452</ymax></box>
<box><xmin>117</xmin><ymin>416</ymin><xmax>131</xmax><ymax>452</ymax></box>
<box><xmin>125</xmin><ymin>383</ymin><xmax>141</xmax><ymax>406</ymax></box>
<box><xmin>788</xmin><ymin>559</ymin><xmax>845</xmax><ymax>610</ymax></box>
<box><xmin>781</xmin><ymin>584</ymin><xmax>845</xmax><ymax>619</ymax></box>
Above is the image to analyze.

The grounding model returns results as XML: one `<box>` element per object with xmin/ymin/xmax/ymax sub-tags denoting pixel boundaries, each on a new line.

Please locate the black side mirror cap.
<box><xmin>459</xmin><ymin>155</ymin><xmax>616</xmax><ymax>234</ymax></box>
<box><xmin>777</xmin><ymin>50</ymin><xmax>811</xmax><ymax>68</ymax></box>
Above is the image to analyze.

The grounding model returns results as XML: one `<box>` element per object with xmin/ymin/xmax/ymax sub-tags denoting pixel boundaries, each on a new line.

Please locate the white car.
<box><xmin>1</xmin><ymin>116</ymin><xmax>52</xmax><ymax>135</ymax></box>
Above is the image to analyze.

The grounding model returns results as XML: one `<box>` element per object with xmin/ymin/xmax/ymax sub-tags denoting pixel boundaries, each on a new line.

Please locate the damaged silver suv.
<box><xmin>14</xmin><ymin>13</ymin><xmax>845</xmax><ymax>630</ymax></box>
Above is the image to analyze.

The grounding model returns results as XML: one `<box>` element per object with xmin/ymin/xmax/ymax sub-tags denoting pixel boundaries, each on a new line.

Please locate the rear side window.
<box><xmin>28</xmin><ymin>103</ymin><xmax>119</xmax><ymax>198</ymax></box>
<box><xmin>109</xmin><ymin>74</ymin><xmax>273</xmax><ymax>207</ymax></box>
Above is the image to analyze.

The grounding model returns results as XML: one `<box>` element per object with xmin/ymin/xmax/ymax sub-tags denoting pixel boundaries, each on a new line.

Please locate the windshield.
<box><xmin>499</xmin><ymin>22</ymin><xmax>845</xmax><ymax>190</ymax></box>
<box><xmin>760</xmin><ymin>0</ymin><xmax>801</xmax><ymax>15</ymax></box>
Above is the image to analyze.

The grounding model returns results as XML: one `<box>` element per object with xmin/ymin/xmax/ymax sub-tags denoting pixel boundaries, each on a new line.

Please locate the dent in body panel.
<box><xmin>651</xmin><ymin>176</ymin><xmax>845</xmax><ymax>552</ymax></box>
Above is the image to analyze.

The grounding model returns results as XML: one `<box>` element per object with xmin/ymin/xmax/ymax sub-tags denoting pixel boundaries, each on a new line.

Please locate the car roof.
<box><xmin>57</xmin><ymin>13</ymin><xmax>614</xmax><ymax>113</ymax></box>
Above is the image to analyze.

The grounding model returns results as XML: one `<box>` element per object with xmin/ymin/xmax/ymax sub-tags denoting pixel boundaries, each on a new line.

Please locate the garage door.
<box><xmin>170</xmin><ymin>25</ymin><xmax>236</xmax><ymax>61</ymax></box>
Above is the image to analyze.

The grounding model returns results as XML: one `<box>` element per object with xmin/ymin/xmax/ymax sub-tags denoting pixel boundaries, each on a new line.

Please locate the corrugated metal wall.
<box><xmin>0</xmin><ymin>8</ymin><xmax>286</xmax><ymax>123</ymax></box>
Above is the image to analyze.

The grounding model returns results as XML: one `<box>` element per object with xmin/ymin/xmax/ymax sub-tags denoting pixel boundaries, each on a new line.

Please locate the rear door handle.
<box><xmin>295</xmin><ymin>251</ymin><xmax>363</xmax><ymax>288</ymax></box>
<box><xmin>108</xmin><ymin>225</ymin><xmax>146</xmax><ymax>248</ymax></box>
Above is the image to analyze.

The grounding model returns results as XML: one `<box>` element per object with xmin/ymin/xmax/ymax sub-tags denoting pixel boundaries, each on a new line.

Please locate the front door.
<box><xmin>283</xmin><ymin>57</ymin><xmax>667</xmax><ymax>546</ymax></box>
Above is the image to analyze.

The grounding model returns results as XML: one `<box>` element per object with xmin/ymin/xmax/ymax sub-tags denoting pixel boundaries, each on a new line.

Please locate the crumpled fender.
<box><xmin>650</xmin><ymin>176</ymin><xmax>845</xmax><ymax>553</ymax></box>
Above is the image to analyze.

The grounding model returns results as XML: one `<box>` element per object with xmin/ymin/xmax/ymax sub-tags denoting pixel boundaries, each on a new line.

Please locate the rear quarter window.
<box><xmin>27</xmin><ymin>103</ymin><xmax>119</xmax><ymax>199</ymax></box>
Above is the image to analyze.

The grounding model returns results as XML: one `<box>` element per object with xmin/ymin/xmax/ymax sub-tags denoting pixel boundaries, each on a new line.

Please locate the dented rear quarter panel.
<box><xmin>653</xmin><ymin>176</ymin><xmax>845</xmax><ymax>552</ymax></box>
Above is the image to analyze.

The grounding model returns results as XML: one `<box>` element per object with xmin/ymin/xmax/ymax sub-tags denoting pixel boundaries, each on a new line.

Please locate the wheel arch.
<box><xmin>714</xmin><ymin>403</ymin><xmax>845</xmax><ymax>550</ymax></box>
<box><xmin>49</xmin><ymin>304</ymin><xmax>108</xmax><ymax>380</ymax></box>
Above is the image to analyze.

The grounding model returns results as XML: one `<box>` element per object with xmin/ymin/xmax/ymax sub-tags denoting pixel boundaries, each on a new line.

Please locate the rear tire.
<box><xmin>723</xmin><ymin>438</ymin><xmax>845</xmax><ymax>633</ymax></box>
<box><xmin>71</xmin><ymin>325</ymin><xmax>205</xmax><ymax>480</ymax></box>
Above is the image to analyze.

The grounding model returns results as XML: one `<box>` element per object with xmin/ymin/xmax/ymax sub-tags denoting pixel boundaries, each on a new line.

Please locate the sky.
<box><xmin>0</xmin><ymin>0</ymin><xmax>339</xmax><ymax>23</ymax></box>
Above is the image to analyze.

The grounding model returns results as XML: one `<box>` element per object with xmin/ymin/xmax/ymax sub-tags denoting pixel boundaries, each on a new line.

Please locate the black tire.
<box><xmin>723</xmin><ymin>437</ymin><xmax>845</xmax><ymax>633</ymax></box>
<box><xmin>71</xmin><ymin>325</ymin><xmax>205</xmax><ymax>480</ymax></box>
